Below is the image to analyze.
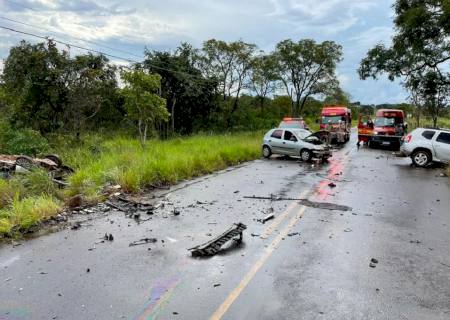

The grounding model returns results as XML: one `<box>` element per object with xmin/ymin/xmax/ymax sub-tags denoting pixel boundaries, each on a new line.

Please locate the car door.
<box><xmin>282</xmin><ymin>130</ymin><xmax>299</xmax><ymax>155</ymax></box>
<box><xmin>432</xmin><ymin>132</ymin><xmax>450</xmax><ymax>162</ymax></box>
<box><xmin>267</xmin><ymin>129</ymin><xmax>284</xmax><ymax>153</ymax></box>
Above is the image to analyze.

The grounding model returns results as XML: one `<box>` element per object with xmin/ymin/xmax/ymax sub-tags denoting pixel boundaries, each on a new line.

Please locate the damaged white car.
<box><xmin>262</xmin><ymin>128</ymin><xmax>332</xmax><ymax>162</ymax></box>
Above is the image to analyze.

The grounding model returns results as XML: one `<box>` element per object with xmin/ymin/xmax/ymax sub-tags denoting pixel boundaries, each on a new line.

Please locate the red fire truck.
<box><xmin>319</xmin><ymin>105</ymin><xmax>352</xmax><ymax>143</ymax></box>
<box><xmin>370</xmin><ymin>109</ymin><xmax>406</xmax><ymax>148</ymax></box>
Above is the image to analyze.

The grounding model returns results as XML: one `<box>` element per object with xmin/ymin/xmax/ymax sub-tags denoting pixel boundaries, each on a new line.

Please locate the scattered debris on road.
<box><xmin>244</xmin><ymin>195</ymin><xmax>352</xmax><ymax>211</ymax></box>
<box><xmin>328</xmin><ymin>182</ymin><xmax>337</xmax><ymax>188</ymax></box>
<box><xmin>129</xmin><ymin>238</ymin><xmax>158</xmax><ymax>247</ymax></box>
<box><xmin>369</xmin><ymin>258</ymin><xmax>379</xmax><ymax>268</ymax></box>
<box><xmin>70</xmin><ymin>222</ymin><xmax>82</xmax><ymax>230</ymax></box>
<box><xmin>287</xmin><ymin>232</ymin><xmax>300</xmax><ymax>237</ymax></box>
<box><xmin>298</xmin><ymin>199</ymin><xmax>351</xmax><ymax>211</ymax></box>
<box><xmin>189</xmin><ymin>223</ymin><xmax>247</xmax><ymax>257</ymax></box>
<box><xmin>258</xmin><ymin>214</ymin><xmax>275</xmax><ymax>224</ymax></box>
<box><xmin>104</xmin><ymin>233</ymin><xmax>114</xmax><ymax>241</ymax></box>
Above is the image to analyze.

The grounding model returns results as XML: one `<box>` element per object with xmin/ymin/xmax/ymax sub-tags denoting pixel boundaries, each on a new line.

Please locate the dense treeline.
<box><xmin>0</xmin><ymin>37</ymin><xmax>348</xmax><ymax>150</ymax></box>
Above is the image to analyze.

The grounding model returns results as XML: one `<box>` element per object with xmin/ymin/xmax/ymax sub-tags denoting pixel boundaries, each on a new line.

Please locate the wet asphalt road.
<box><xmin>1</xmin><ymin>133</ymin><xmax>450</xmax><ymax>320</ymax></box>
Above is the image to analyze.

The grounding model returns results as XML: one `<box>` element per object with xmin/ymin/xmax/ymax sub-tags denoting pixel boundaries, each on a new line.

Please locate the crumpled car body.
<box><xmin>262</xmin><ymin>128</ymin><xmax>332</xmax><ymax>162</ymax></box>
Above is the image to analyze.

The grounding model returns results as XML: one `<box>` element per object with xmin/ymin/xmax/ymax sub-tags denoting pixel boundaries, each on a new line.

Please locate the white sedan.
<box><xmin>262</xmin><ymin>128</ymin><xmax>332</xmax><ymax>162</ymax></box>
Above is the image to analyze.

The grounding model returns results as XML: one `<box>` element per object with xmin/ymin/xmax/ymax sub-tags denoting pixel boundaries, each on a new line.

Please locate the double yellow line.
<box><xmin>210</xmin><ymin>190</ymin><xmax>309</xmax><ymax>320</ymax></box>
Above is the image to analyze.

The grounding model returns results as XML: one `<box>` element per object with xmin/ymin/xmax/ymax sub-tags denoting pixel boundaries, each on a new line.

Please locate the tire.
<box><xmin>262</xmin><ymin>145</ymin><xmax>272</xmax><ymax>159</ymax></box>
<box><xmin>300</xmin><ymin>149</ymin><xmax>313</xmax><ymax>162</ymax></box>
<box><xmin>15</xmin><ymin>155</ymin><xmax>36</xmax><ymax>171</ymax></box>
<box><xmin>411</xmin><ymin>149</ymin><xmax>431</xmax><ymax>167</ymax></box>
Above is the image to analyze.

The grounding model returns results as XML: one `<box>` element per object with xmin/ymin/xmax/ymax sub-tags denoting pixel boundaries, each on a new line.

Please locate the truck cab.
<box><xmin>319</xmin><ymin>105</ymin><xmax>352</xmax><ymax>143</ymax></box>
<box><xmin>371</xmin><ymin>109</ymin><xmax>406</xmax><ymax>148</ymax></box>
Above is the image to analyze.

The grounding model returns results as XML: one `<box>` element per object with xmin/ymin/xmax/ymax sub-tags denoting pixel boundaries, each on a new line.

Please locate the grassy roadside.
<box><xmin>0</xmin><ymin>132</ymin><xmax>262</xmax><ymax>238</ymax></box>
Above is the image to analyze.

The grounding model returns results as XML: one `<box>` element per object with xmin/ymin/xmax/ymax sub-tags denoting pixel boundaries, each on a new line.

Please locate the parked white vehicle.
<box><xmin>262</xmin><ymin>128</ymin><xmax>332</xmax><ymax>162</ymax></box>
<box><xmin>400</xmin><ymin>128</ymin><xmax>450</xmax><ymax>167</ymax></box>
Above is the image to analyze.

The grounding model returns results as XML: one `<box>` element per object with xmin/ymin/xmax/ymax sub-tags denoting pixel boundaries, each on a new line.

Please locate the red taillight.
<box><xmin>403</xmin><ymin>134</ymin><xmax>412</xmax><ymax>143</ymax></box>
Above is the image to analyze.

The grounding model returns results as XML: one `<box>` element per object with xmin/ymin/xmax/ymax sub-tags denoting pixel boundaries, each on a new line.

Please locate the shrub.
<box><xmin>5</xmin><ymin>129</ymin><xmax>49</xmax><ymax>155</ymax></box>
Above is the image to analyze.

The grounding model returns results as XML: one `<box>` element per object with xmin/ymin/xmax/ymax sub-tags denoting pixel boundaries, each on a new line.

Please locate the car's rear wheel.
<box><xmin>300</xmin><ymin>149</ymin><xmax>312</xmax><ymax>162</ymax></box>
<box><xmin>262</xmin><ymin>145</ymin><xmax>272</xmax><ymax>159</ymax></box>
<box><xmin>412</xmin><ymin>149</ymin><xmax>431</xmax><ymax>167</ymax></box>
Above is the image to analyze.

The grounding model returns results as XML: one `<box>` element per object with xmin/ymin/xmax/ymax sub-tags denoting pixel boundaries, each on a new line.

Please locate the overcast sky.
<box><xmin>0</xmin><ymin>0</ymin><xmax>407</xmax><ymax>104</ymax></box>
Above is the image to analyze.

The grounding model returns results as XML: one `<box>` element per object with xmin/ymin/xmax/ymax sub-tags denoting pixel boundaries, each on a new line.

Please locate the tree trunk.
<box><xmin>415</xmin><ymin>108</ymin><xmax>420</xmax><ymax>128</ymax></box>
<box><xmin>294</xmin><ymin>98</ymin><xmax>301</xmax><ymax>117</ymax></box>
<box><xmin>299</xmin><ymin>93</ymin><xmax>311</xmax><ymax>116</ymax></box>
<box><xmin>260</xmin><ymin>96</ymin><xmax>265</xmax><ymax>114</ymax></box>
<box><xmin>171</xmin><ymin>97</ymin><xmax>177</xmax><ymax>134</ymax></box>
<box><xmin>227</xmin><ymin>88</ymin><xmax>241</xmax><ymax>128</ymax></box>
<box><xmin>138</xmin><ymin>119</ymin><xmax>145</xmax><ymax>149</ymax></box>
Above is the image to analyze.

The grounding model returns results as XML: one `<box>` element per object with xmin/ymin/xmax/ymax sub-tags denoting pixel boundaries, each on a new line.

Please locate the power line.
<box><xmin>0</xmin><ymin>15</ymin><xmax>145</xmax><ymax>59</ymax></box>
<box><xmin>0</xmin><ymin>25</ymin><xmax>214</xmax><ymax>85</ymax></box>
<box><xmin>0</xmin><ymin>24</ymin><xmax>137</xmax><ymax>63</ymax></box>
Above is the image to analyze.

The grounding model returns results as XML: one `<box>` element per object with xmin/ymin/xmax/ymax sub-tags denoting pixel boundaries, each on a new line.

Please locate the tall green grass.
<box><xmin>1</xmin><ymin>132</ymin><xmax>262</xmax><ymax>238</ymax></box>
<box><xmin>0</xmin><ymin>170</ymin><xmax>63</xmax><ymax>237</ymax></box>
<box><xmin>67</xmin><ymin>132</ymin><xmax>262</xmax><ymax>196</ymax></box>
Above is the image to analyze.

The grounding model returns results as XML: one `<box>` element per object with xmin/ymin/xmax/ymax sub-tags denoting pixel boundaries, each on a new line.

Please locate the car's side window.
<box><xmin>436</xmin><ymin>132</ymin><xmax>450</xmax><ymax>145</ymax></box>
<box><xmin>271</xmin><ymin>130</ymin><xmax>283</xmax><ymax>139</ymax></box>
<box><xmin>422</xmin><ymin>130</ymin><xmax>436</xmax><ymax>140</ymax></box>
<box><xmin>284</xmin><ymin>130</ymin><xmax>294</xmax><ymax>141</ymax></box>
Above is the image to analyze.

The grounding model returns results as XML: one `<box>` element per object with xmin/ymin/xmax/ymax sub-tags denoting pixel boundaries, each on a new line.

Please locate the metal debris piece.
<box><xmin>105</xmin><ymin>201</ymin><xmax>126</xmax><ymax>212</ymax></box>
<box><xmin>244</xmin><ymin>196</ymin><xmax>352</xmax><ymax>212</ymax></box>
<box><xmin>189</xmin><ymin>223</ymin><xmax>247</xmax><ymax>257</ymax></box>
<box><xmin>104</xmin><ymin>233</ymin><xmax>114</xmax><ymax>241</ymax></box>
<box><xmin>70</xmin><ymin>222</ymin><xmax>81</xmax><ymax>230</ymax></box>
<box><xmin>298</xmin><ymin>199</ymin><xmax>352</xmax><ymax>211</ymax></box>
<box><xmin>258</xmin><ymin>214</ymin><xmax>275</xmax><ymax>224</ymax></box>
<box><xmin>129</xmin><ymin>238</ymin><xmax>158</xmax><ymax>247</ymax></box>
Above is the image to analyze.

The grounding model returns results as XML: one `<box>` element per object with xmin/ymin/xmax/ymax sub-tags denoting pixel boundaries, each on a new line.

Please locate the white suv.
<box><xmin>400</xmin><ymin>128</ymin><xmax>450</xmax><ymax>167</ymax></box>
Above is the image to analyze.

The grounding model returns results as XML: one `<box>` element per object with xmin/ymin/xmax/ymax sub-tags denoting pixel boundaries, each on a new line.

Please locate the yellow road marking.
<box><xmin>210</xmin><ymin>205</ymin><xmax>307</xmax><ymax>320</ymax></box>
<box><xmin>259</xmin><ymin>190</ymin><xmax>308</xmax><ymax>239</ymax></box>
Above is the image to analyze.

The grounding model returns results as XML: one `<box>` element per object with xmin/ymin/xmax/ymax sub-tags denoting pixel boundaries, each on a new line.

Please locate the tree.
<box><xmin>249</xmin><ymin>54</ymin><xmax>278</xmax><ymax>112</ymax></box>
<box><xmin>273</xmin><ymin>39</ymin><xmax>342</xmax><ymax>117</ymax></box>
<box><xmin>144</xmin><ymin>43</ymin><xmax>217</xmax><ymax>135</ymax></box>
<box><xmin>121</xmin><ymin>70</ymin><xmax>168</xmax><ymax>146</ymax></box>
<box><xmin>200</xmin><ymin>39</ymin><xmax>257</xmax><ymax>127</ymax></box>
<box><xmin>65</xmin><ymin>54</ymin><xmax>118</xmax><ymax>140</ymax></box>
<box><xmin>407</xmin><ymin>69</ymin><xmax>449</xmax><ymax>127</ymax></box>
<box><xmin>1</xmin><ymin>40</ymin><xmax>123</xmax><ymax>136</ymax></box>
<box><xmin>323</xmin><ymin>87</ymin><xmax>351</xmax><ymax>106</ymax></box>
<box><xmin>1</xmin><ymin>40</ymin><xmax>70</xmax><ymax>133</ymax></box>
<box><xmin>358</xmin><ymin>0</ymin><xmax>450</xmax><ymax>125</ymax></box>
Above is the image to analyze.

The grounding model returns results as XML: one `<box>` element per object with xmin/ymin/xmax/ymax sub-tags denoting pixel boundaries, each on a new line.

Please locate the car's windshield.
<box><xmin>322</xmin><ymin>116</ymin><xmax>342</xmax><ymax>124</ymax></box>
<box><xmin>374</xmin><ymin>117</ymin><xmax>402</xmax><ymax>127</ymax></box>
<box><xmin>292</xmin><ymin>129</ymin><xmax>312</xmax><ymax>139</ymax></box>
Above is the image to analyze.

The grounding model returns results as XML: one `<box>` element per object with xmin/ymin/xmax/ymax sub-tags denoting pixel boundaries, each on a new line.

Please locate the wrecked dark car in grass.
<box><xmin>262</xmin><ymin>128</ymin><xmax>332</xmax><ymax>162</ymax></box>
<box><xmin>0</xmin><ymin>154</ymin><xmax>73</xmax><ymax>183</ymax></box>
